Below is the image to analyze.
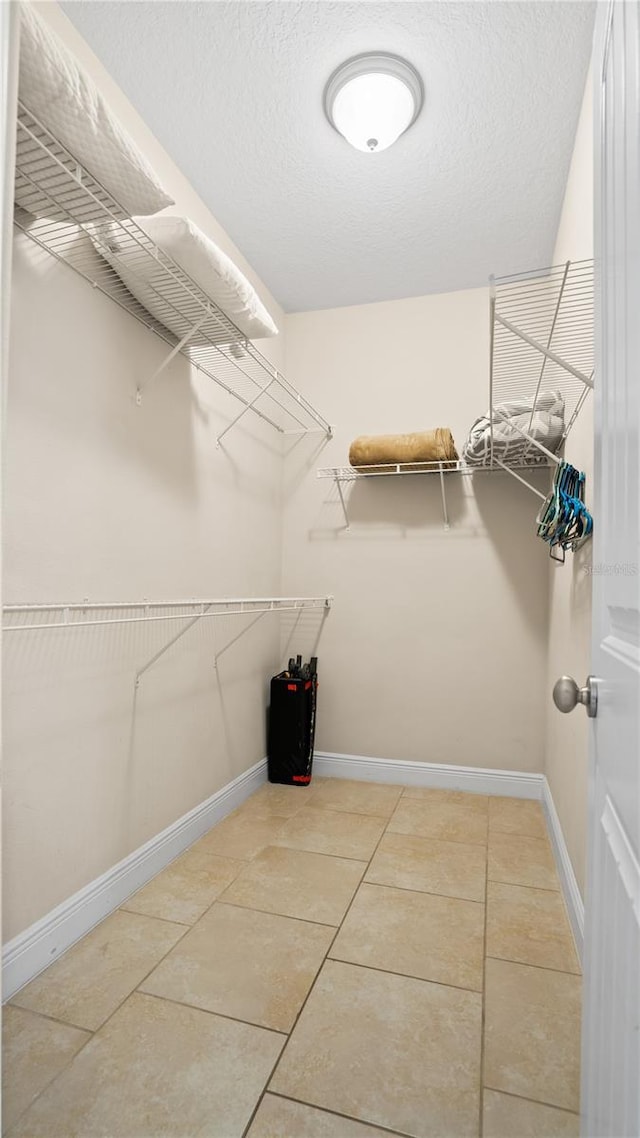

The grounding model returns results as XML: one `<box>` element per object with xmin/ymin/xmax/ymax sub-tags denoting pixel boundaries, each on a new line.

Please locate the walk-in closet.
<box><xmin>2</xmin><ymin>3</ymin><xmax>639</xmax><ymax>1137</ymax></box>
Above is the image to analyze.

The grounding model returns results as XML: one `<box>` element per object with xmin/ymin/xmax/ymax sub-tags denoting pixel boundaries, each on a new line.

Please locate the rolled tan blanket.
<box><xmin>349</xmin><ymin>428</ymin><xmax>459</xmax><ymax>471</ymax></box>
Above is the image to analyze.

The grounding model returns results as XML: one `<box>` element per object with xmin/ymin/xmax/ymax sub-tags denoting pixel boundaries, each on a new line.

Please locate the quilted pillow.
<box><xmin>91</xmin><ymin>214</ymin><xmax>279</xmax><ymax>342</ymax></box>
<box><xmin>18</xmin><ymin>2</ymin><xmax>173</xmax><ymax>217</ymax></box>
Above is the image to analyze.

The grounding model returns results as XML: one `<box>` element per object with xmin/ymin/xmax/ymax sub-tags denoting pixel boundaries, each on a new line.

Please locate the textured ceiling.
<box><xmin>62</xmin><ymin>1</ymin><xmax>595</xmax><ymax>312</ymax></box>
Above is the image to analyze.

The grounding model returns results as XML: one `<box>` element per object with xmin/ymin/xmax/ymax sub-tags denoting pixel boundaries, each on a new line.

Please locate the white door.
<box><xmin>581</xmin><ymin>3</ymin><xmax>640</xmax><ymax>1135</ymax></box>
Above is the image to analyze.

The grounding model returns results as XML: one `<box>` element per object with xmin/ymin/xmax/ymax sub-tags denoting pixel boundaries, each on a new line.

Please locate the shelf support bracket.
<box><xmin>494</xmin><ymin>459</ymin><xmax>548</xmax><ymax>501</ymax></box>
<box><xmin>217</xmin><ymin>377</ymin><xmax>277</xmax><ymax>446</ymax></box>
<box><xmin>136</xmin><ymin>311</ymin><xmax>210</xmax><ymax>405</ymax></box>
<box><xmin>494</xmin><ymin>312</ymin><xmax>594</xmax><ymax>389</ymax></box>
<box><xmin>135</xmin><ymin>604</ymin><xmax>212</xmax><ymax>687</ymax></box>
<box><xmin>336</xmin><ymin>479</ymin><xmax>350</xmax><ymax>529</ymax></box>
<box><xmin>438</xmin><ymin>463</ymin><xmax>450</xmax><ymax>531</ymax></box>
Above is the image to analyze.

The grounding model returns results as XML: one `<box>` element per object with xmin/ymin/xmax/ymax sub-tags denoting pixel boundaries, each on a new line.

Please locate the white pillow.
<box><xmin>91</xmin><ymin>214</ymin><xmax>279</xmax><ymax>342</ymax></box>
<box><xmin>17</xmin><ymin>2</ymin><xmax>173</xmax><ymax>218</ymax></box>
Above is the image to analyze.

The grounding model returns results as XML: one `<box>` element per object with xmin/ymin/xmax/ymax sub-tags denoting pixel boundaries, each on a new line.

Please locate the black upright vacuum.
<box><xmin>267</xmin><ymin>656</ymin><xmax>318</xmax><ymax>785</ymax></box>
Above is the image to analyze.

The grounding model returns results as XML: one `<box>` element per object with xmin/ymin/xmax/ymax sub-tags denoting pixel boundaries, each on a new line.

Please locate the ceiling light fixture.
<box><xmin>324</xmin><ymin>52</ymin><xmax>424</xmax><ymax>154</ymax></box>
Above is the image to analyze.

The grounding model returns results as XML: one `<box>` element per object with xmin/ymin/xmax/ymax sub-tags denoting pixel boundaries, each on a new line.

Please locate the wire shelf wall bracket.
<box><xmin>489</xmin><ymin>258</ymin><xmax>594</xmax><ymax>497</ymax></box>
<box><xmin>3</xmin><ymin>595</ymin><xmax>333</xmax><ymax>686</ymax></box>
<box><xmin>317</xmin><ymin>461</ymin><xmax>552</xmax><ymax>530</ymax></box>
<box><xmin>14</xmin><ymin>101</ymin><xmax>332</xmax><ymax>444</ymax></box>
<box><xmin>318</xmin><ymin>462</ymin><xmax>459</xmax><ymax>531</ymax></box>
<box><xmin>136</xmin><ymin>311</ymin><xmax>212</xmax><ymax>406</ymax></box>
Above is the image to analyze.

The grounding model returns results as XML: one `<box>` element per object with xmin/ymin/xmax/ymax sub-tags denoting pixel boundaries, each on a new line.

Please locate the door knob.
<box><xmin>552</xmin><ymin>675</ymin><xmax>598</xmax><ymax>718</ymax></box>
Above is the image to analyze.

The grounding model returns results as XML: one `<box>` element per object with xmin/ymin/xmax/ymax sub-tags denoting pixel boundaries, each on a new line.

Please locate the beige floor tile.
<box><xmin>270</xmin><ymin>960</ymin><xmax>482</xmax><ymax>1138</ymax></box>
<box><xmin>10</xmin><ymin>992</ymin><xmax>284</xmax><ymax>1138</ymax></box>
<box><xmin>238</xmin><ymin>782</ymin><xmax>314</xmax><ymax>819</ymax></box>
<box><xmin>483</xmin><ymin>1089</ymin><xmax>579</xmax><ymax>1137</ymax></box>
<box><xmin>488</xmin><ymin>831</ymin><xmax>559</xmax><ymax>890</ymax></box>
<box><xmin>141</xmin><ymin>902</ymin><xmax>333</xmax><ymax>1032</ymax></box>
<box><xmin>388</xmin><ymin>791</ymin><xmax>488</xmax><ymax>846</ymax></box>
<box><xmin>310</xmin><ymin>778</ymin><xmax>403</xmax><ymax>818</ymax></box>
<box><xmin>330</xmin><ymin>883</ymin><xmax>484</xmax><ymax>991</ymax></box>
<box><xmin>273</xmin><ymin>806</ymin><xmax>386</xmax><ymax>860</ymax></box>
<box><xmin>489</xmin><ymin>796</ymin><xmax>548</xmax><ymax>840</ymax></box>
<box><xmin>11</xmin><ymin>910</ymin><xmax>185</xmax><ymax>1032</ymax></box>
<box><xmin>365</xmin><ymin>831</ymin><xmax>486</xmax><ymax>902</ymax></box>
<box><xmin>484</xmin><ymin>958</ymin><xmax>581</xmax><ymax>1111</ymax></box>
<box><xmin>247</xmin><ymin>1094</ymin><xmax>407</xmax><ymax>1138</ymax></box>
<box><xmin>486</xmin><ymin>882</ymin><xmax>580</xmax><ymax>973</ymax></box>
<box><xmin>195</xmin><ymin>810</ymin><xmax>287</xmax><ymax>860</ymax></box>
<box><xmin>222</xmin><ymin>845</ymin><xmax>365</xmax><ymax>925</ymax></box>
<box><xmin>121</xmin><ymin>848</ymin><xmax>245</xmax><ymax>925</ymax></box>
<box><xmin>2</xmin><ymin>1006</ymin><xmax>90</xmax><ymax>1132</ymax></box>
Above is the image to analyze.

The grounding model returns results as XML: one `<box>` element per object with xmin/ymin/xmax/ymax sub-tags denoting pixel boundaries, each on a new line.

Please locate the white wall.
<box><xmin>3</xmin><ymin>4</ymin><xmax>291</xmax><ymax>941</ymax></box>
<box><xmin>282</xmin><ymin>289</ymin><xmax>551</xmax><ymax>770</ymax></box>
<box><xmin>544</xmin><ymin>69</ymin><xmax>594</xmax><ymax>895</ymax></box>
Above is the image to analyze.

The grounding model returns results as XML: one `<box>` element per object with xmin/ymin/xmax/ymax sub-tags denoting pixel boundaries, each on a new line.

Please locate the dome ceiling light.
<box><xmin>324</xmin><ymin>52</ymin><xmax>424</xmax><ymax>153</ymax></box>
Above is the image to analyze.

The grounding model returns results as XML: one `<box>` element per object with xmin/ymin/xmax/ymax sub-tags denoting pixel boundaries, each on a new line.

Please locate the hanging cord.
<box><xmin>536</xmin><ymin>460</ymin><xmax>593</xmax><ymax>562</ymax></box>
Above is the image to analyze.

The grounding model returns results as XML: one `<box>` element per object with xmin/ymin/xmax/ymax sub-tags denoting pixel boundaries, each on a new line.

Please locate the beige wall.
<box><xmin>544</xmin><ymin>69</ymin><xmax>594</xmax><ymax>895</ymax></box>
<box><xmin>3</xmin><ymin>4</ymin><xmax>288</xmax><ymax>941</ymax></box>
<box><xmin>282</xmin><ymin>289</ymin><xmax>551</xmax><ymax>770</ymax></box>
<box><xmin>4</xmin><ymin>2</ymin><xmax>593</xmax><ymax>943</ymax></box>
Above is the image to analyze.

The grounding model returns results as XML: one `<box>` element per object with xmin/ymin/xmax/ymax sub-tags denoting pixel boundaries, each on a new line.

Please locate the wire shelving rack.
<box><xmin>316</xmin><ymin>459</ymin><xmax>552</xmax><ymax>530</ymax></box>
<box><xmin>3</xmin><ymin>596</ymin><xmax>333</xmax><ymax>686</ymax></box>
<box><xmin>13</xmin><ymin>102</ymin><xmax>332</xmax><ymax>443</ymax></box>
<box><xmin>489</xmin><ymin>258</ymin><xmax>594</xmax><ymax>492</ymax></box>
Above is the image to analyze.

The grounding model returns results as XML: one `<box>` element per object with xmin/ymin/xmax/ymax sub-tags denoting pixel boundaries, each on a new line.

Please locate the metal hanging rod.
<box><xmin>3</xmin><ymin>596</ymin><xmax>333</xmax><ymax>633</ymax></box>
<box><xmin>14</xmin><ymin>102</ymin><xmax>332</xmax><ymax>443</ymax></box>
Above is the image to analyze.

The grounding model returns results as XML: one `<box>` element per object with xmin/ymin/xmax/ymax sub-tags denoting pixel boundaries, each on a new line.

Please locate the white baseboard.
<box><xmin>314</xmin><ymin>751</ymin><xmax>545</xmax><ymax>799</ymax></box>
<box><xmin>314</xmin><ymin>750</ymin><xmax>584</xmax><ymax>961</ymax></box>
<box><xmin>4</xmin><ymin>749</ymin><xmax>584</xmax><ymax>999</ymax></box>
<box><xmin>2</xmin><ymin>757</ymin><xmax>268</xmax><ymax>1002</ymax></box>
<box><xmin>542</xmin><ymin>779</ymin><xmax>585</xmax><ymax>962</ymax></box>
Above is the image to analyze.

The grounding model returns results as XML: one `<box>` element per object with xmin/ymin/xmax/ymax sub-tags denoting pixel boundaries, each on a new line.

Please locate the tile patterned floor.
<box><xmin>3</xmin><ymin>778</ymin><xmax>582</xmax><ymax>1137</ymax></box>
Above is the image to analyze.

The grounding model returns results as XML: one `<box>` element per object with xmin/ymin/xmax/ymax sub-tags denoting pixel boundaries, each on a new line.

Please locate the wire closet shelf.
<box><xmin>490</xmin><ymin>258</ymin><xmax>594</xmax><ymax>470</ymax></box>
<box><xmin>3</xmin><ymin>596</ymin><xmax>332</xmax><ymax>688</ymax></box>
<box><xmin>13</xmin><ymin>102</ymin><xmax>332</xmax><ymax>442</ymax></box>
<box><xmin>2</xmin><ymin>596</ymin><xmax>332</xmax><ymax>633</ymax></box>
<box><xmin>316</xmin><ymin>459</ymin><xmax>554</xmax><ymax>530</ymax></box>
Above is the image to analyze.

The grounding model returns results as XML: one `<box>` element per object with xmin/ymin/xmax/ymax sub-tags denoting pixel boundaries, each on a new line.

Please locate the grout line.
<box><xmin>266</xmin><ymin>1089</ymin><xmax>419</xmax><ymax>1138</ymax></box>
<box><xmin>221</xmin><ymin>843</ymin><xmax>370</xmax><ymax>869</ymax></box>
<box><xmin>303</xmin><ymin>808</ymin><xmax>399</xmax><ymax>823</ymax></box>
<box><xmin>362</xmin><ymin>878</ymin><xmax>485</xmax><ymax>904</ymax></box>
<box><xmin>483</xmin><ymin>1085</ymin><xmax>581</xmax><ymax>1115</ymax></box>
<box><xmin>489</xmin><ymin>827</ymin><xmax>550</xmax><ymax>842</ymax></box>
<box><xmin>11</xmin><ymin>780</ymin><xmax>572</xmax><ymax>1136</ymax></box>
<box><xmin>241</xmin><ymin>799</ymin><xmax>394</xmax><ymax>1138</ymax></box>
<box><xmin>2</xmin><ymin>1008</ymin><xmax>96</xmax><ymax>1133</ymax></box>
<box><xmin>6</xmin><ymin>1002</ymin><xmax>95</xmax><ymax>1035</ymax></box>
<box><xmin>380</xmin><ymin>830</ymin><xmax>492</xmax><ymax>855</ymax></box>
<box><xmin>268</xmin><ymin>842</ymin><xmax>377</xmax><ymax>864</ymax></box>
<box><xmin>387</xmin><ymin>827</ymin><xmax>488</xmax><ymax>849</ymax></box>
<box><xmin>325</xmin><ymin>953</ymin><xmax>484</xmax><ymax>997</ymax></box>
<box><xmin>118</xmin><ymin>905</ymin><xmax>193</xmax><ymax>927</ymax></box>
<box><xmin>283</xmin><ymin>801</ymin><xmax>396</xmax><ymax>822</ymax></box>
<box><xmin>213</xmin><ymin>899</ymin><xmax>343</xmax><ymax>930</ymax></box>
<box><xmin>486</xmin><ymin>877</ymin><xmax>562</xmax><ymax>895</ymax></box>
<box><xmin>6</xmin><ymin>915</ymin><xmax>191</xmax><ymax>1132</ymax></box>
<box><xmin>485</xmin><ymin>955</ymin><xmax>582</xmax><ymax>978</ymax></box>
<box><xmin>138</xmin><ymin>988</ymin><xmax>289</xmax><ymax>1039</ymax></box>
